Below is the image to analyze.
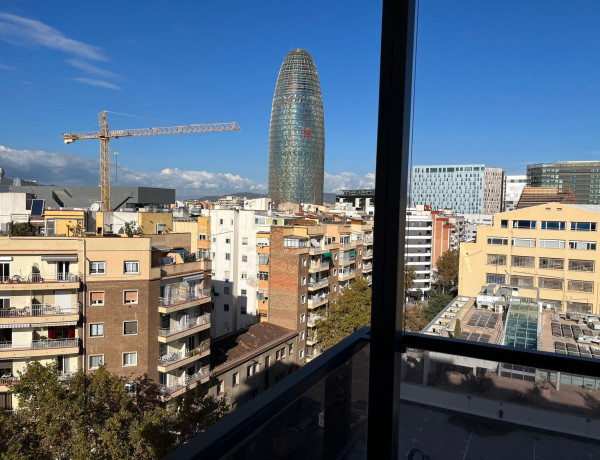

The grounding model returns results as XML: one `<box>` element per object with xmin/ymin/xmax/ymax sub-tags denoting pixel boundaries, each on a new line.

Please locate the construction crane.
<box><xmin>62</xmin><ymin>110</ymin><xmax>241</xmax><ymax>211</ymax></box>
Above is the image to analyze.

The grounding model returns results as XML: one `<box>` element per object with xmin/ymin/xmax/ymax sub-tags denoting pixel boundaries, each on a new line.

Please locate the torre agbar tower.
<box><xmin>268</xmin><ymin>49</ymin><xmax>325</xmax><ymax>205</ymax></box>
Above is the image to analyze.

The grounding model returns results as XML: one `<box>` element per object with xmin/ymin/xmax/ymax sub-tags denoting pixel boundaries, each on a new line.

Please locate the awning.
<box><xmin>184</xmin><ymin>274</ymin><xmax>204</xmax><ymax>282</ymax></box>
<box><xmin>349</xmin><ymin>249</ymin><xmax>356</xmax><ymax>257</ymax></box>
<box><xmin>152</xmin><ymin>245</ymin><xmax>171</xmax><ymax>252</ymax></box>
<box><xmin>170</xmin><ymin>248</ymin><xmax>190</xmax><ymax>257</ymax></box>
<box><xmin>323</xmin><ymin>252</ymin><xmax>332</xmax><ymax>259</ymax></box>
<box><xmin>30</xmin><ymin>321</ymin><xmax>77</xmax><ymax>327</ymax></box>
<box><xmin>0</xmin><ymin>324</ymin><xmax>29</xmax><ymax>329</ymax></box>
<box><xmin>41</xmin><ymin>254</ymin><xmax>78</xmax><ymax>262</ymax></box>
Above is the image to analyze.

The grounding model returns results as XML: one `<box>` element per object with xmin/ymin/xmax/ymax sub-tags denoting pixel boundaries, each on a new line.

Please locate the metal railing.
<box><xmin>308</xmin><ymin>278</ymin><xmax>329</xmax><ymax>289</ymax></box>
<box><xmin>159</xmin><ymin>366</ymin><xmax>210</xmax><ymax>395</ymax></box>
<box><xmin>339</xmin><ymin>241</ymin><xmax>354</xmax><ymax>248</ymax></box>
<box><xmin>159</xmin><ymin>288</ymin><xmax>211</xmax><ymax>308</ymax></box>
<box><xmin>0</xmin><ymin>338</ymin><xmax>79</xmax><ymax>351</ymax></box>
<box><xmin>363</xmin><ymin>249</ymin><xmax>374</xmax><ymax>257</ymax></box>
<box><xmin>362</xmin><ymin>263</ymin><xmax>373</xmax><ymax>271</ymax></box>
<box><xmin>0</xmin><ymin>273</ymin><xmax>81</xmax><ymax>284</ymax></box>
<box><xmin>309</xmin><ymin>294</ymin><xmax>328</xmax><ymax>307</ymax></box>
<box><xmin>158</xmin><ymin>314</ymin><xmax>211</xmax><ymax>337</ymax></box>
<box><xmin>0</xmin><ymin>376</ymin><xmax>18</xmax><ymax>385</ymax></box>
<box><xmin>339</xmin><ymin>269</ymin><xmax>355</xmax><ymax>279</ymax></box>
<box><xmin>158</xmin><ymin>342</ymin><xmax>210</xmax><ymax>365</ymax></box>
<box><xmin>0</xmin><ymin>304</ymin><xmax>80</xmax><ymax>318</ymax></box>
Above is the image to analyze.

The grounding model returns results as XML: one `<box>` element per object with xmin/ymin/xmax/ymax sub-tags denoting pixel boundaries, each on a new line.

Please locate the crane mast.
<box><xmin>62</xmin><ymin>111</ymin><xmax>241</xmax><ymax>211</ymax></box>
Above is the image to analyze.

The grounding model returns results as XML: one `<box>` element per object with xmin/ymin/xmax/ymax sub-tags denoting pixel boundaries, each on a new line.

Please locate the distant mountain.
<box><xmin>189</xmin><ymin>191</ymin><xmax>338</xmax><ymax>204</ymax></box>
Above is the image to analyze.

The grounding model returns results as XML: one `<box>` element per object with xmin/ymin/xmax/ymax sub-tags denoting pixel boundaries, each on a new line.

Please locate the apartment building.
<box><xmin>207</xmin><ymin>209</ymin><xmax>295</xmax><ymax>338</ymax></box>
<box><xmin>0</xmin><ymin>231</ymin><xmax>212</xmax><ymax>408</ymax></box>
<box><xmin>459</xmin><ymin>203</ymin><xmax>600</xmax><ymax>315</ymax></box>
<box><xmin>411</xmin><ymin>164</ymin><xmax>504</xmax><ymax>214</ymax></box>
<box><xmin>0</xmin><ymin>237</ymin><xmax>82</xmax><ymax>410</ymax></box>
<box><xmin>209</xmin><ymin>322</ymin><xmax>298</xmax><ymax>411</ymax></box>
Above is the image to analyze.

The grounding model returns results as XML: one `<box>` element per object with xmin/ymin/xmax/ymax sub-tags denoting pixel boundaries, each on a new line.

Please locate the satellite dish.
<box><xmin>0</xmin><ymin>168</ymin><xmax>4</xmax><ymax>179</ymax></box>
<box><xmin>90</xmin><ymin>203</ymin><xmax>101</xmax><ymax>212</ymax></box>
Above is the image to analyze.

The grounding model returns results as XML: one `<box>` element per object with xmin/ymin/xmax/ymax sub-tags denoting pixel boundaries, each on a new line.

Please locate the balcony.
<box><xmin>0</xmin><ymin>376</ymin><xmax>18</xmax><ymax>392</ymax></box>
<box><xmin>362</xmin><ymin>249</ymin><xmax>374</xmax><ymax>258</ymax></box>
<box><xmin>307</xmin><ymin>314</ymin><xmax>325</xmax><ymax>328</ymax></box>
<box><xmin>159</xmin><ymin>366</ymin><xmax>210</xmax><ymax>399</ymax></box>
<box><xmin>158</xmin><ymin>259</ymin><xmax>211</xmax><ymax>279</ymax></box>
<box><xmin>339</xmin><ymin>256</ymin><xmax>356</xmax><ymax>265</ymax></box>
<box><xmin>158</xmin><ymin>288</ymin><xmax>211</xmax><ymax>314</ymax></box>
<box><xmin>308</xmin><ymin>278</ymin><xmax>329</xmax><ymax>291</ymax></box>
<box><xmin>0</xmin><ymin>338</ymin><xmax>79</xmax><ymax>358</ymax></box>
<box><xmin>338</xmin><ymin>269</ymin><xmax>355</xmax><ymax>281</ymax></box>
<box><xmin>308</xmin><ymin>261</ymin><xmax>330</xmax><ymax>273</ymax></box>
<box><xmin>308</xmin><ymin>293</ymin><xmax>328</xmax><ymax>309</ymax></box>
<box><xmin>0</xmin><ymin>304</ymin><xmax>80</xmax><ymax>326</ymax></box>
<box><xmin>158</xmin><ymin>313</ymin><xmax>211</xmax><ymax>342</ymax></box>
<box><xmin>0</xmin><ymin>273</ymin><xmax>81</xmax><ymax>290</ymax></box>
<box><xmin>158</xmin><ymin>342</ymin><xmax>210</xmax><ymax>372</ymax></box>
<box><xmin>362</xmin><ymin>263</ymin><xmax>373</xmax><ymax>272</ymax></box>
<box><xmin>364</xmin><ymin>236</ymin><xmax>374</xmax><ymax>244</ymax></box>
<box><xmin>306</xmin><ymin>332</ymin><xmax>318</xmax><ymax>345</ymax></box>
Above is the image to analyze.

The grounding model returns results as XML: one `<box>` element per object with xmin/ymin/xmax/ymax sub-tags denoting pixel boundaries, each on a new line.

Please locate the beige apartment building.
<box><xmin>459</xmin><ymin>203</ymin><xmax>600</xmax><ymax>314</ymax></box>
<box><xmin>258</xmin><ymin>220</ymin><xmax>372</xmax><ymax>363</ymax></box>
<box><xmin>0</xmin><ymin>231</ymin><xmax>211</xmax><ymax>409</ymax></box>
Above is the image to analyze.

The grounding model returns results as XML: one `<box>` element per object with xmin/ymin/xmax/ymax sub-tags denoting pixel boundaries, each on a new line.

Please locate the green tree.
<box><xmin>10</xmin><ymin>221</ymin><xmax>29</xmax><ymax>236</ymax></box>
<box><xmin>0</xmin><ymin>362</ymin><xmax>228</xmax><ymax>459</ymax></box>
<box><xmin>436</xmin><ymin>248</ymin><xmax>459</xmax><ymax>294</ymax></box>
<box><xmin>423</xmin><ymin>292</ymin><xmax>453</xmax><ymax>322</ymax></box>
<box><xmin>454</xmin><ymin>318</ymin><xmax>462</xmax><ymax>339</ymax></box>
<box><xmin>123</xmin><ymin>221</ymin><xmax>143</xmax><ymax>237</ymax></box>
<box><xmin>316</xmin><ymin>277</ymin><xmax>371</xmax><ymax>350</ymax></box>
<box><xmin>403</xmin><ymin>304</ymin><xmax>429</xmax><ymax>332</ymax></box>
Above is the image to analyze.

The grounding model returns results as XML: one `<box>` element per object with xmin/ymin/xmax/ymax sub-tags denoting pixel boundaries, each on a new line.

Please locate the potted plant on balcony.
<box><xmin>535</xmin><ymin>378</ymin><xmax>551</xmax><ymax>398</ymax></box>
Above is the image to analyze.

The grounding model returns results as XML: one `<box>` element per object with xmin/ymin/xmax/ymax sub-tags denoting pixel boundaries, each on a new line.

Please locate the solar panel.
<box><xmin>30</xmin><ymin>199</ymin><xmax>44</xmax><ymax>217</ymax></box>
<box><xmin>470</xmin><ymin>333</ymin><xmax>481</xmax><ymax>342</ymax></box>
<box><xmin>480</xmin><ymin>334</ymin><xmax>491</xmax><ymax>343</ymax></box>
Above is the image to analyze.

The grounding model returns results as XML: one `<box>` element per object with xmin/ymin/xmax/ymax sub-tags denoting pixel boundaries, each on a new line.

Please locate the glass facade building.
<box><xmin>268</xmin><ymin>49</ymin><xmax>325</xmax><ymax>205</ymax></box>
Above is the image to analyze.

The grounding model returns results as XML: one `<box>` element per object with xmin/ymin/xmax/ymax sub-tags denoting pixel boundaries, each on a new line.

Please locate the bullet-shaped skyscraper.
<box><xmin>268</xmin><ymin>49</ymin><xmax>325</xmax><ymax>205</ymax></box>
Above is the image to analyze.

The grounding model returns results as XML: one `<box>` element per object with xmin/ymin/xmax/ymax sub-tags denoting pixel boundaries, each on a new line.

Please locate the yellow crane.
<box><xmin>62</xmin><ymin>110</ymin><xmax>241</xmax><ymax>211</ymax></box>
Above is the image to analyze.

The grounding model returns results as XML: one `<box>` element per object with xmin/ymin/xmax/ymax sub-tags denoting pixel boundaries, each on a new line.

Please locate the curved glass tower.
<box><xmin>268</xmin><ymin>49</ymin><xmax>324</xmax><ymax>205</ymax></box>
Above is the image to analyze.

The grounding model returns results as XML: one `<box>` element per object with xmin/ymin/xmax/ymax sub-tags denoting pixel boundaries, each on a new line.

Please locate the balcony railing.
<box><xmin>362</xmin><ymin>263</ymin><xmax>373</xmax><ymax>271</ymax></box>
<box><xmin>158</xmin><ymin>313</ymin><xmax>211</xmax><ymax>337</ymax></box>
<box><xmin>0</xmin><ymin>304</ymin><xmax>80</xmax><ymax>318</ymax></box>
<box><xmin>158</xmin><ymin>342</ymin><xmax>210</xmax><ymax>366</ymax></box>
<box><xmin>308</xmin><ymin>294</ymin><xmax>328</xmax><ymax>307</ymax></box>
<box><xmin>159</xmin><ymin>288</ymin><xmax>211</xmax><ymax>308</ymax></box>
<box><xmin>0</xmin><ymin>273</ymin><xmax>81</xmax><ymax>284</ymax></box>
<box><xmin>338</xmin><ymin>269</ymin><xmax>355</xmax><ymax>279</ymax></box>
<box><xmin>159</xmin><ymin>366</ymin><xmax>210</xmax><ymax>395</ymax></box>
<box><xmin>0</xmin><ymin>376</ymin><xmax>18</xmax><ymax>385</ymax></box>
<box><xmin>0</xmin><ymin>338</ymin><xmax>79</xmax><ymax>351</ymax></box>
<box><xmin>339</xmin><ymin>241</ymin><xmax>353</xmax><ymax>249</ymax></box>
<box><xmin>308</xmin><ymin>278</ymin><xmax>329</xmax><ymax>289</ymax></box>
<box><xmin>363</xmin><ymin>249</ymin><xmax>374</xmax><ymax>258</ymax></box>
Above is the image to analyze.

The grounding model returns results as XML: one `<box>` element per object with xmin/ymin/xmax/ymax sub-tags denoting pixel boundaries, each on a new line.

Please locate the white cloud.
<box><xmin>0</xmin><ymin>145</ymin><xmax>266</xmax><ymax>198</ymax></box>
<box><xmin>0</xmin><ymin>12</ymin><xmax>106</xmax><ymax>61</ymax></box>
<box><xmin>0</xmin><ymin>13</ymin><xmax>122</xmax><ymax>87</ymax></box>
<box><xmin>73</xmin><ymin>77</ymin><xmax>121</xmax><ymax>90</ymax></box>
<box><xmin>66</xmin><ymin>58</ymin><xmax>121</xmax><ymax>80</ymax></box>
<box><xmin>0</xmin><ymin>62</ymin><xmax>12</xmax><ymax>70</ymax></box>
<box><xmin>324</xmin><ymin>171</ymin><xmax>375</xmax><ymax>192</ymax></box>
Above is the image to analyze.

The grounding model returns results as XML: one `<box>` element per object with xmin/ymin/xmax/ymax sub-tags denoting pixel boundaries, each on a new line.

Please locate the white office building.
<box><xmin>411</xmin><ymin>164</ymin><xmax>504</xmax><ymax>214</ymax></box>
<box><xmin>405</xmin><ymin>208</ymin><xmax>433</xmax><ymax>297</ymax></box>
<box><xmin>502</xmin><ymin>174</ymin><xmax>527</xmax><ymax>211</ymax></box>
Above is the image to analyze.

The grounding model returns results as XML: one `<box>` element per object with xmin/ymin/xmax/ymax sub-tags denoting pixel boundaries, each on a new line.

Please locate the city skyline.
<box><xmin>1</xmin><ymin>1</ymin><xmax>600</xmax><ymax>198</ymax></box>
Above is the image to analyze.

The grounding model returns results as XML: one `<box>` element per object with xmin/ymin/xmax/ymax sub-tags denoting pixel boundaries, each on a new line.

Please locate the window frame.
<box><xmin>123</xmin><ymin>260</ymin><xmax>140</xmax><ymax>274</ymax></box>
<box><xmin>89</xmin><ymin>261</ymin><xmax>106</xmax><ymax>275</ymax></box>
<box><xmin>89</xmin><ymin>354</ymin><xmax>104</xmax><ymax>370</ymax></box>
<box><xmin>89</xmin><ymin>291</ymin><xmax>105</xmax><ymax>306</ymax></box>
<box><xmin>122</xmin><ymin>351</ymin><xmax>138</xmax><ymax>367</ymax></box>
<box><xmin>123</xmin><ymin>290</ymin><xmax>139</xmax><ymax>305</ymax></box>
<box><xmin>89</xmin><ymin>323</ymin><xmax>104</xmax><ymax>337</ymax></box>
<box><xmin>123</xmin><ymin>320</ymin><xmax>138</xmax><ymax>336</ymax></box>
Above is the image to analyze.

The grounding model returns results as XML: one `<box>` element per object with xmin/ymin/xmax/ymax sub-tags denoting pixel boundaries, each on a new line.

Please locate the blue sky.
<box><xmin>1</xmin><ymin>1</ymin><xmax>599</xmax><ymax>197</ymax></box>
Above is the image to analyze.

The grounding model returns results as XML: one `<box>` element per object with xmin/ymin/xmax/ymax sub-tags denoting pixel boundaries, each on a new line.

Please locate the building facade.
<box><xmin>335</xmin><ymin>189</ymin><xmax>375</xmax><ymax>213</ymax></box>
<box><xmin>502</xmin><ymin>174</ymin><xmax>527</xmax><ymax>212</ymax></box>
<box><xmin>411</xmin><ymin>164</ymin><xmax>504</xmax><ymax>214</ymax></box>
<box><xmin>459</xmin><ymin>203</ymin><xmax>600</xmax><ymax>315</ymax></box>
<box><xmin>268</xmin><ymin>49</ymin><xmax>325</xmax><ymax>205</ymax></box>
<box><xmin>527</xmin><ymin>161</ymin><xmax>600</xmax><ymax>204</ymax></box>
<box><xmin>0</xmin><ymin>232</ymin><xmax>212</xmax><ymax>409</ymax></box>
